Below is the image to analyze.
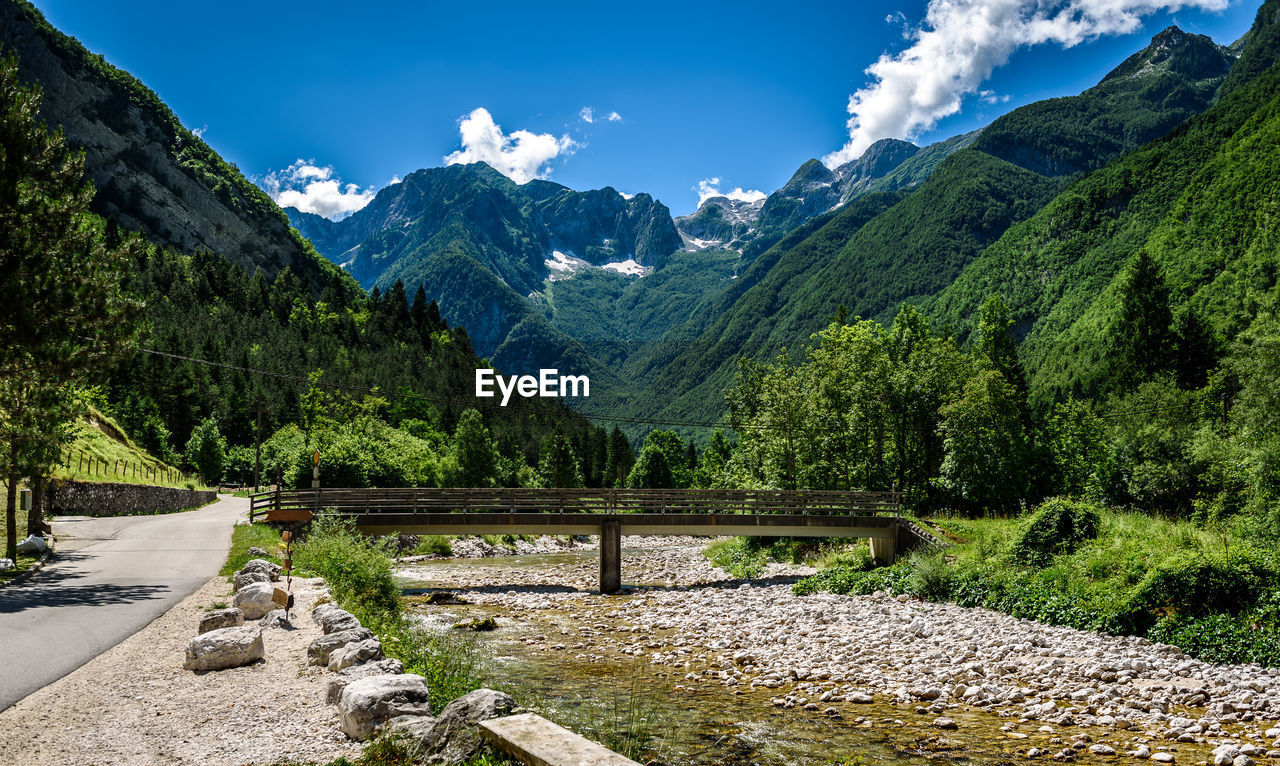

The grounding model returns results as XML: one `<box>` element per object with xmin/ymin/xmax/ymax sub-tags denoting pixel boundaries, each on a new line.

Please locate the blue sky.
<box><xmin>32</xmin><ymin>0</ymin><xmax>1260</xmax><ymax>217</ymax></box>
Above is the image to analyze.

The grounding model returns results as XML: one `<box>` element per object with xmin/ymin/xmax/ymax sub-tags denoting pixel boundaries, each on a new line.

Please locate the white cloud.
<box><xmin>444</xmin><ymin>107</ymin><xmax>577</xmax><ymax>184</ymax></box>
<box><xmin>606</xmin><ymin>111</ymin><xmax>622</xmax><ymax>122</ymax></box>
<box><xmin>696</xmin><ymin>177</ymin><xmax>767</xmax><ymax>206</ymax></box>
<box><xmin>579</xmin><ymin>106</ymin><xmax>595</xmax><ymax>123</ymax></box>
<box><xmin>978</xmin><ymin>89</ymin><xmax>1012</xmax><ymax>104</ymax></box>
<box><xmin>192</xmin><ymin>124</ymin><xmax>208</xmax><ymax>139</ymax></box>
<box><xmin>261</xmin><ymin>159</ymin><xmax>376</xmax><ymax>220</ymax></box>
<box><xmin>824</xmin><ymin>0</ymin><xmax>1229</xmax><ymax>167</ymax></box>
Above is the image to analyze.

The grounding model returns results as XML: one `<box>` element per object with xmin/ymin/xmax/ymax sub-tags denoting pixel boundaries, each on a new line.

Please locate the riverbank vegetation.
<box><xmin>795</xmin><ymin>500</ymin><xmax>1280</xmax><ymax>666</ymax></box>
<box><xmin>708</xmin><ymin>276</ymin><xmax>1280</xmax><ymax>665</ymax></box>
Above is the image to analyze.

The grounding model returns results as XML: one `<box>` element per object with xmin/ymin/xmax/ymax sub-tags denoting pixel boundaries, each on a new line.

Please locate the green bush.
<box><xmin>704</xmin><ymin>538</ymin><xmax>768</xmax><ymax>578</ymax></box>
<box><xmin>294</xmin><ymin>512</ymin><xmax>399</xmax><ymax>616</ymax></box>
<box><xmin>1013</xmin><ymin>497</ymin><xmax>1103</xmax><ymax>566</ymax></box>
<box><xmin>414</xmin><ymin>535</ymin><xmax>453</xmax><ymax>556</ymax></box>
<box><xmin>1120</xmin><ymin>553</ymin><xmax>1270</xmax><ymax>632</ymax></box>
<box><xmin>908</xmin><ymin>551</ymin><xmax>954</xmax><ymax>600</ymax></box>
<box><xmin>793</xmin><ymin>559</ymin><xmax>913</xmax><ymax>596</ymax></box>
<box><xmin>220</xmin><ymin>523</ymin><xmax>282</xmax><ymax>577</ymax></box>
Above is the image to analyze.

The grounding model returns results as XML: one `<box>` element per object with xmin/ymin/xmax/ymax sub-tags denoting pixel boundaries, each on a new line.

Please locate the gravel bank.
<box><xmin>0</xmin><ymin>575</ymin><xmax>361</xmax><ymax>766</ymax></box>
<box><xmin>401</xmin><ymin>542</ymin><xmax>1280</xmax><ymax>762</ymax></box>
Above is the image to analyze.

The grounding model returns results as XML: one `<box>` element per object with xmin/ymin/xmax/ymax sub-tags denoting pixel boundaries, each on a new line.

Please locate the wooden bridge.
<box><xmin>249</xmin><ymin>487</ymin><xmax>918</xmax><ymax>593</ymax></box>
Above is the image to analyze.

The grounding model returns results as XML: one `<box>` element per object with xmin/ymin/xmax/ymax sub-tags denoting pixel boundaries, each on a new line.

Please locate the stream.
<box><xmin>394</xmin><ymin>543</ymin><xmax>1265</xmax><ymax>766</ymax></box>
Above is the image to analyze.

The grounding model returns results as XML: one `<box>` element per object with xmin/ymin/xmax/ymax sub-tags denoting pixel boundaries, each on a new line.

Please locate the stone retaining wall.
<box><xmin>46</xmin><ymin>479</ymin><xmax>215</xmax><ymax>516</ymax></box>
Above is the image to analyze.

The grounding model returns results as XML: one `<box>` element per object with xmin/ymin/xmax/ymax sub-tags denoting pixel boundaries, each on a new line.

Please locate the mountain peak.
<box><xmin>1101</xmin><ymin>25</ymin><xmax>1233</xmax><ymax>84</ymax></box>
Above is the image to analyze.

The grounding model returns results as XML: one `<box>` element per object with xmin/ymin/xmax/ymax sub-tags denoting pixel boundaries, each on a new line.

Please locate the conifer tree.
<box><xmin>1110</xmin><ymin>250</ymin><xmax>1175</xmax><ymax>389</ymax></box>
<box><xmin>1</xmin><ymin>53</ymin><xmax>142</xmax><ymax>560</ymax></box>
<box><xmin>452</xmin><ymin>409</ymin><xmax>498</xmax><ymax>487</ymax></box>
<box><xmin>603</xmin><ymin>426</ymin><xmax>634</xmax><ymax>488</ymax></box>
<box><xmin>537</xmin><ymin>431</ymin><xmax>583</xmax><ymax>488</ymax></box>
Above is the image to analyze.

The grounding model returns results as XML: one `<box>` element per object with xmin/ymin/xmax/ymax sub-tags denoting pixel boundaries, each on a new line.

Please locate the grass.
<box><xmin>704</xmin><ymin>536</ymin><xmax>861</xmax><ymax>579</ymax></box>
<box><xmin>298</xmin><ymin>731</ymin><xmax>516</xmax><ymax>766</ymax></box>
<box><xmin>220</xmin><ymin>523</ymin><xmax>285</xmax><ymax>577</ymax></box>
<box><xmin>794</xmin><ymin>499</ymin><xmax>1280</xmax><ymax>666</ymax></box>
<box><xmin>0</xmin><ymin>479</ymin><xmax>42</xmax><ymax>582</ymax></box>
<box><xmin>52</xmin><ymin>407</ymin><xmax>199</xmax><ymax>489</ymax></box>
<box><xmin>412</xmin><ymin>535</ymin><xmax>452</xmax><ymax>556</ymax></box>
<box><xmin>291</xmin><ymin>513</ymin><xmax>490</xmax><ymax>714</ymax></box>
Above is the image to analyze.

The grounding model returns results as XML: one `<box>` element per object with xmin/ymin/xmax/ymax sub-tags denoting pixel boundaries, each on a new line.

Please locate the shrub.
<box><xmin>1013</xmin><ymin>497</ymin><xmax>1103</xmax><ymax>566</ymax></box>
<box><xmin>294</xmin><ymin>512</ymin><xmax>399</xmax><ymax>616</ymax></box>
<box><xmin>704</xmin><ymin>538</ymin><xmax>768</xmax><ymax>578</ymax></box>
<box><xmin>414</xmin><ymin>535</ymin><xmax>453</xmax><ymax>556</ymax></box>
<box><xmin>908</xmin><ymin>551</ymin><xmax>954</xmax><ymax>600</ymax></box>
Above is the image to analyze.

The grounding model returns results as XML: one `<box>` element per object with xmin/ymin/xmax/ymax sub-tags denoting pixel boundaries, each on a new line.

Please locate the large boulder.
<box><xmin>326</xmin><ymin>659</ymin><xmax>405</xmax><ymax>704</ymax></box>
<box><xmin>339</xmin><ymin>674</ymin><xmax>433</xmax><ymax>741</ymax></box>
<box><xmin>233</xmin><ymin>581</ymin><xmax>277</xmax><ymax>620</ymax></box>
<box><xmin>239</xmin><ymin>558</ymin><xmax>281</xmax><ymax>581</ymax></box>
<box><xmin>389</xmin><ymin>688</ymin><xmax>516</xmax><ymax>763</ymax></box>
<box><xmin>16</xmin><ymin>534</ymin><xmax>47</xmax><ymax>554</ymax></box>
<box><xmin>312</xmin><ymin>603</ymin><xmax>339</xmax><ymax>624</ymax></box>
<box><xmin>232</xmin><ymin>569</ymin><xmax>270</xmax><ymax>593</ymax></box>
<box><xmin>318</xmin><ymin>608</ymin><xmax>362</xmax><ymax>635</ymax></box>
<box><xmin>328</xmin><ymin>638</ymin><xmax>384</xmax><ymax>671</ymax></box>
<box><xmin>308</xmin><ymin>628</ymin><xmax>374</xmax><ymax>666</ymax></box>
<box><xmin>198</xmin><ymin>607</ymin><xmax>244</xmax><ymax>634</ymax></box>
<box><xmin>183</xmin><ymin>626</ymin><xmax>264</xmax><ymax>671</ymax></box>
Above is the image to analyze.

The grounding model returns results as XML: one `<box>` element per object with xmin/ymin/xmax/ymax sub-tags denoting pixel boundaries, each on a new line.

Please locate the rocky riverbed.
<box><xmin>398</xmin><ymin>539</ymin><xmax>1280</xmax><ymax>765</ymax></box>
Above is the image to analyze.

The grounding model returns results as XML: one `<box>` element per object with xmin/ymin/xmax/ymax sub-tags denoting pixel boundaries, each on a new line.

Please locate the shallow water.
<box><xmin>397</xmin><ymin>551</ymin><xmax>1220</xmax><ymax>766</ymax></box>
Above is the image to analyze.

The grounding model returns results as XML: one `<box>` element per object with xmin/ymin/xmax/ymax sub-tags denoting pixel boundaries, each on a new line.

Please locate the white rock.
<box><xmin>16</xmin><ymin>534</ymin><xmax>46</xmax><ymax>554</ymax></box>
<box><xmin>308</xmin><ymin>628</ymin><xmax>374</xmax><ymax>666</ymax></box>
<box><xmin>232</xmin><ymin>569</ymin><xmax>270</xmax><ymax>593</ymax></box>
<box><xmin>339</xmin><ymin>674</ymin><xmax>433</xmax><ymax>741</ymax></box>
<box><xmin>1152</xmin><ymin>752</ymin><xmax>1175</xmax><ymax>763</ymax></box>
<box><xmin>326</xmin><ymin>659</ymin><xmax>405</xmax><ymax>704</ymax></box>
<box><xmin>328</xmin><ymin>638</ymin><xmax>384</xmax><ymax>672</ymax></box>
<box><xmin>182</xmin><ymin>626</ymin><xmax>263</xmax><ymax>671</ymax></box>
<box><xmin>198</xmin><ymin>607</ymin><xmax>243</xmax><ymax>634</ymax></box>
<box><xmin>232</xmin><ymin>581</ymin><xmax>277</xmax><ymax>620</ymax></box>
<box><xmin>1090</xmin><ymin>744</ymin><xmax>1117</xmax><ymax>756</ymax></box>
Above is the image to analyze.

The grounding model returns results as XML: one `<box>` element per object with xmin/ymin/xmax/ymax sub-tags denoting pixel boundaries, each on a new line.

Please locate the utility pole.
<box><xmin>254</xmin><ymin>398</ymin><xmax>264</xmax><ymax>492</ymax></box>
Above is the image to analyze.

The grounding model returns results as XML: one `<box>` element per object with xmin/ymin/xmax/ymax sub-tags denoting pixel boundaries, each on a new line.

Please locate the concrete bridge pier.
<box><xmin>869</xmin><ymin>525</ymin><xmax>897</xmax><ymax>564</ymax></box>
<box><xmin>599</xmin><ymin>520</ymin><xmax>621</xmax><ymax>594</ymax></box>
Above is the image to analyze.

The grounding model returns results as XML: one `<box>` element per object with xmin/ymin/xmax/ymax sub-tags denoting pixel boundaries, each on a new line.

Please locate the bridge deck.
<box><xmin>349</xmin><ymin>512</ymin><xmax>896</xmax><ymax>538</ymax></box>
<box><xmin>249</xmin><ymin>487</ymin><xmax>903</xmax><ymax>593</ymax></box>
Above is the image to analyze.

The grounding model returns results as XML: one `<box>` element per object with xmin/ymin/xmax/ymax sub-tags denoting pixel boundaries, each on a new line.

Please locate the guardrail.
<box><xmin>248</xmin><ymin>487</ymin><xmax>901</xmax><ymax>523</ymax></box>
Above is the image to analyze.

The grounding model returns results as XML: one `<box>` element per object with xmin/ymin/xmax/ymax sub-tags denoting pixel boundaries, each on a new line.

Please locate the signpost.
<box><xmin>274</xmin><ymin>530</ymin><xmax>295</xmax><ymax>619</ymax></box>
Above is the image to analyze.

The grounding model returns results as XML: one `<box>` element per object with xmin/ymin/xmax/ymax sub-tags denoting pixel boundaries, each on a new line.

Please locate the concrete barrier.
<box><xmin>479</xmin><ymin>713</ymin><xmax>641</xmax><ymax>766</ymax></box>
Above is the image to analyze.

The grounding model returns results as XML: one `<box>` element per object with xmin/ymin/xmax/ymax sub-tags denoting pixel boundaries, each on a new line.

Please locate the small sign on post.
<box><xmin>312</xmin><ymin>449</ymin><xmax>320</xmax><ymax>489</ymax></box>
<box><xmin>271</xmin><ymin>587</ymin><xmax>294</xmax><ymax>610</ymax></box>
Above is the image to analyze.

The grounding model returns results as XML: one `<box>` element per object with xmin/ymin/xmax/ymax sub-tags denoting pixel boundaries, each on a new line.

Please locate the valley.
<box><xmin>4</xmin><ymin>0</ymin><xmax>1280</xmax><ymax>763</ymax></box>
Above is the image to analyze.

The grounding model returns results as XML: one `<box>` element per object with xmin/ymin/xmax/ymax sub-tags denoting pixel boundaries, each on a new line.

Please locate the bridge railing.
<box><xmin>248</xmin><ymin>487</ymin><xmax>900</xmax><ymax>523</ymax></box>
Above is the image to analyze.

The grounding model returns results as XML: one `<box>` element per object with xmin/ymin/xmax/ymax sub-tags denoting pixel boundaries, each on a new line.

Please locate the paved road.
<box><xmin>0</xmin><ymin>495</ymin><xmax>245</xmax><ymax>710</ymax></box>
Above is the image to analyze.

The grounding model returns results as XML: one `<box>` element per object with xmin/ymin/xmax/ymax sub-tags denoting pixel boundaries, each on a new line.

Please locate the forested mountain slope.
<box><xmin>927</xmin><ymin>0</ymin><xmax>1280</xmax><ymax>401</ymax></box>
<box><xmin>617</xmin><ymin>24</ymin><xmax>1245</xmax><ymax>430</ymax></box>
<box><xmin>0</xmin><ymin>0</ymin><xmax>341</xmax><ymax>291</ymax></box>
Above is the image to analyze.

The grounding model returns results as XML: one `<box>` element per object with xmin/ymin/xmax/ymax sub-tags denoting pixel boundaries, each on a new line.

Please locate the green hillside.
<box><xmin>628</xmin><ymin>152</ymin><xmax>1059</xmax><ymax>428</ymax></box>
<box><xmin>0</xmin><ymin>0</ymin><xmax>345</xmax><ymax>292</ymax></box>
<box><xmin>927</xmin><ymin>0</ymin><xmax>1280</xmax><ymax>401</ymax></box>
<box><xmin>610</xmin><ymin>22</ymin><xmax>1239</xmax><ymax>430</ymax></box>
